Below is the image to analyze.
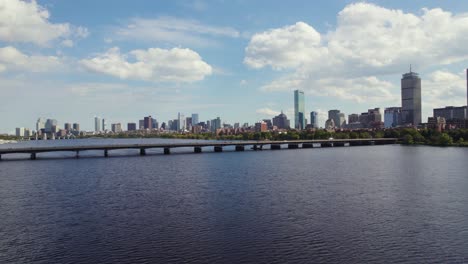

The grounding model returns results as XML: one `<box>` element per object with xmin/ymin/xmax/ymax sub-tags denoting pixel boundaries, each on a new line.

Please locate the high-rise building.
<box><xmin>64</xmin><ymin>123</ymin><xmax>72</xmax><ymax>131</ymax></box>
<box><xmin>272</xmin><ymin>111</ymin><xmax>290</xmax><ymax>129</ymax></box>
<box><xmin>401</xmin><ymin>69</ymin><xmax>422</xmax><ymax>126</ymax></box>
<box><xmin>348</xmin><ymin>114</ymin><xmax>359</xmax><ymax>124</ymax></box>
<box><xmin>111</xmin><ymin>123</ymin><xmax>122</xmax><ymax>133</ymax></box>
<box><xmin>191</xmin><ymin>114</ymin><xmax>199</xmax><ymax>126</ymax></box>
<box><xmin>177</xmin><ymin>113</ymin><xmax>185</xmax><ymax>131</ymax></box>
<box><xmin>144</xmin><ymin>116</ymin><xmax>152</xmax><ymax>129</ymax></box>
<box><xmin>152</xmin><ymin>118</ymin><xmax>157</xmax><ymax>129</ymax></box>
<box><xmin>433</xmin><ymin>106</ymin><xmax>467</xmax><ymax>121</ymax></box>
<box><xmin>294</xmin><ymin>90</ymin><xmax>305</xmax><ymax>130</ymax></box>
<box><xmin>102</xmin><ymin>119</ymin><xmax>106</xmax><ymax>131</ymax></box>
<box><xmin>72</xmin><ymin>123</ymin><xmax>80</xmax><ymax>131</ymax></box>
<box><xmin>127</xmin><ymin>123</ymin><xmax>137</xmax><ymax>131</ymax></box>
<box><xmin>16</xmin><ymin>127</ymin><xmax>25</xmax><ymax>137</ymax></box>
<box><xmin>328</xmin><ymin>110</ymin><xmax>345</xmax><ymax>128</ymax></box>
<box><xmin>255</xmin><ymin>121</ymin><xmax>268</xmax><ymax>132</ymax></box>
<box><xmin>384</xmin><ymin>107</ymin><xmax>402</xmax><ymax>128</ymax></box>
<box><xmin>36</xmin><ymin>118</ymin><xmax>45</xmax><ymax>132</ymax></box>
<box><xmin>211</xmin><ymin>117</ymin><xmax>221</xmax><ymax>132</ymax></box>
<box><xmin>139</xmin><ymin>120</ymin><xmax>144</xmax><ymax>129</ymax></box>
<box><xmin>186</xmin><ymin>117</ymin><xmax>192</xmax><ymax>130</ymax></box>
<box><xmin>262</xmin><ymin>119</ymin><xmax>273</xmax><ymax>130</ymax></box>
<box><xmin>310</xmin><ymin>111</ymin><xmax>318</xmax><ymax>129</ymax></box>
<box><xmin>45</xmin><ymin>119</ymin><xmax>58</xmax><ymax>133</ymax></box>
<box><xmin>94</xmin><ymin>117</ymin><xmax>101</xmax><ymax>132</ymax></box>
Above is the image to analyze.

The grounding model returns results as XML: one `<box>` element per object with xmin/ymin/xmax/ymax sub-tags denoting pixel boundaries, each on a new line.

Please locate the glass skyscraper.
<box><xmin>310</xmin><ymin>111</ymin><xmax>318</xmax><ymax>129</ymax></box>
<box><xmin>294</xmin><ymin>90</ymin><xmax>305</xmax><ymax>130</ymax></box>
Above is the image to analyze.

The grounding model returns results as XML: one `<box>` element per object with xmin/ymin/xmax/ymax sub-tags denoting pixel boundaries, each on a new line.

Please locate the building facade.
<box><xmin>94</xmin><ymin>117</ymin><xmax>101</xmax><ymax>132</ymax></box>
<box><xmin>401</xmin><ymin>70</ymin><xmax>422</xmax><ymax>126</ymax></box>
<box><xmin>328</xmin><ymin>110</ymin><xmax>345</xmax><ymax>128</ymax></box>
<box><xmin>310</xmin><ymin>111</ymin><xmax>318</xmax><ymax>129</ymax></box>
<box><xmin>384</xmin><ymin>107</ymin><xmax>402</xmax><ymax>128</ymax></box>
<box><xmin>191</xmin><ymin>114</ymin><xmax>199</xmax><ymax>126</ymax></box>
<box><xmin>294</xmin><ymin>90</ymin><xmax>305</xmax><ymax>130</ymax></box>
<box><xmin>272</xmin><ymin>111</ymin><xmax>290</xmax><ymax>129</ymax></box>
<box><xmin>433</xmin><ymin>106</ymin><xmax>467</xmax><ymax>121</ymax></box>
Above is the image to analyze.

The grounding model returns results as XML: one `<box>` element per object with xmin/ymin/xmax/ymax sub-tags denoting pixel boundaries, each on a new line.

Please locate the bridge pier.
<box><xmin>31</xmin><ymin>153</ymin><xmax>36</xmax><ymax>160</ymax></box>
<box><xmin>349</xmin><ymin>141</ymin><xmax>362</xmax><ymax>146</ymax></box>
<box><xmin>164</xmin><ymin>148</ymin><xmax>170</xmax><ymax>155</ymax></box>
<box><xmin>321</xmin><ymin>143</ymin><xmax>333</xmax><ymax>147</ymax></box>
<box><xmin>194</xmin><ymin>147</ymin><xmax>202</xmax><ymax>153</ymax></box>
<box><xmin>0</xmin><ymin>154</ymin><xmax>2</xmax><ymax>161</ymax></box>
<box><xmin>140</xmin><ymin>148</ymin><xmax>146</xmax><ymax>156</ymax></box>
<box><xmin>271</xmin><ymin>144</ymin><xmax>281</xmax><ymax>150</ymax></box>
<box><xmin>235</xmin><ymin>145</ymin><xmax>244</xmax><ymax>151</ymax></box>
<box><xmin>302</xmin><ymin>143</ymin><xmax>313</xmax><ymax>148</ymax></box>
<box><xmin>104</xmin><ymin>149</ymin><xmax>109</xmax><ymax>157</ymax></box>
<box><xmin>214</xmin><ymin>146</ymin><xmax>223</xmax><ymax>152</ymax></box>
<box><xmin>76</xmin><ymin>151</ymin><xmax>80</xmax><ymax>158</ymax></box>
<box><xmin>333</xmin><ymin>142</ymin><xmax>346</xmax><ymax>147</ymax></box>
<box><xmin>288</xmin><ymin>144</ymin><xmax>299</xmax><ymax>149</ymax></box>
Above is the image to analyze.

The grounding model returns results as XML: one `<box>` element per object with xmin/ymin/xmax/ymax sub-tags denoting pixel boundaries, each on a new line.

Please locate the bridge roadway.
<box><xmin>0</xmin><ymin>138</ymin><xmax>398</xmax><ymax>160</ymax></box>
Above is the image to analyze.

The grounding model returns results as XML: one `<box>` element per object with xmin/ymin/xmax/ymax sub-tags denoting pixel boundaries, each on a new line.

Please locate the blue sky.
<box><xmin>1</xmin><ymin>0</ymin><xmax>468</xmax><ymax>133</ymax></box>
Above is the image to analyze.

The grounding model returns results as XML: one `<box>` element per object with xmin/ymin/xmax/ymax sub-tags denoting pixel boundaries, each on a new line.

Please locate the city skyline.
<box><xmin>2</xmin><ymin>1</ymin><xmax>468</xmax><ymax>133</ymax></box>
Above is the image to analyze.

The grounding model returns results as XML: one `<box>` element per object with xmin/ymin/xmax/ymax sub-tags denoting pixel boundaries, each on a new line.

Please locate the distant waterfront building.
<box><xmin>294</xmin><ymin>90</ymin><xmax>305</xmax><ymax>130</ymax></box>
<box><xmin>36</xmin><ymin>118</ymin><xmax>45</xmax><ymax>132</ymax></box>
<box><xmin>102</xmin><ymin>118</ymin><xmax>107</xmax><ymax>131</ymax></box>
<box><xmin>186</xmin><ymin>117</ymin><xmax>192</xmax><ymax>130</ymax></box>
<box><xmin>111</xmin><ymin>123</ymin><xmax>122</xmax><ymax>133</ymax></box>
<box><xmin>211</xmin><ymin>117</ymin><xmax>221</xmax><ymax>132</ymax></box>
<box><xmin>144</xmin><ymin>116</ymin><xmax>152</xmax><ymax>130</ymax></box>
<box><xmin>262</xmin><ymin>119</ymin><xmax>273</xmax><ymax>130</ymax></box>
<box><xmin>325</xmin><ymin>119</ymin><xmax>335</xmax><ymax>130</ymax></box>
<box><xmin>94</xmin><ymin>117</ymin><xmax>101</xmax><ymax>132</ymax></box>
<box><xmin>401</xmin><ymin>68</ymin><xmax>422</xmax><ymax>126</ymax></box>
<box><xmin>15</xmin><ymin>127</ymin><xmax>25</xmax><ymax>137</ymax></box>
<box><xmin>64</xmin><ymin>123</ymin><xmax>72</xmax><ymax>131</ymax></box>
<box><xmin>177</xmin><ymin>113</ymin><xmax>185</xmax><ymax>131</ymax></box>
<box><xmin>310</xmin><ymin>111</ymin><xmax>318</xmax><ymax>129</ymax></box>
<box><xmin>139</xmin><ymin>120</ymin><xmax>144</xmax><ymax>130</ymax></box>
<box><xmin>466</xmin><ymin>68</ymin><xmax>468</xmax><ymax>107</ymax></box>
<box><xmin>272</xmin><ymin>111</ymin><xmax>290</xmax><ymax>129</ymax></box>
<box><xmin>45</xmin><ymin>119</ymin><xmax>58</xmax><ymax>133</ymax></box>
<box><xmin>328</xmin><ymin>110</ymin><xmax>346</xmax><ymax>128</ymax></box>
<box><xmin>191</xmin><ymin>114</ymin><xmax>199</xmax><ymax>126</ymax></box>
<box><xmin>255</xmin><ymin>121</ymin><xmax>268</xmax><ymax>132</ymax></box>
<box><xmin>127</xmin><ymin>123</ymin><xmax>137</xmax><ymax>131</ymax></box>
<box><xmin>72</xmin><ymin>123</ymin><xmax>80</xmax><ymax>131</ymax></box>
<box><xmin>348</xmin><ymin>114</ymin><xmax>359</xmax><ymax>124</ymax></box>
<box><xmin>433</xmin><ymin>106</ymin><xmax>467</xmax><ymax>121</ymax></box>
<box><xmin>384</xmin><ymin>107</ymin><xmax>402</xmax><ymax>128</ymax></box>
<box><xmin>152</xmin><ymin>118</ymin><xmax>158</xmax><ymax>129</ymax></box>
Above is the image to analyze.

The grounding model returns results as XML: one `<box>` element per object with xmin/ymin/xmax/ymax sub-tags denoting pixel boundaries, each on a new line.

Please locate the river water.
<box><xmin>0</xmin><ymin>139</ymin><xmax>467</xmax><ymax>263</ymax></box>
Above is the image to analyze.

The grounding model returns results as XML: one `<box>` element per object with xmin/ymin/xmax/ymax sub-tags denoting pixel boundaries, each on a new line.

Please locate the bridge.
<box><xmin>0</xmin><ymin>138</ymin><xmax>398</xmax><ymax>160</ymax></box>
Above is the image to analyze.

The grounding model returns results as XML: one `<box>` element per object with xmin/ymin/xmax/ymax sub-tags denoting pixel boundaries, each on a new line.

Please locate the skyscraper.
<box><xmin>401</xmin><ymin>68</ymin><xmax>422</xmax><ymax>126</ymax></box>
<box><xmin>191</xmin><ymin>113</ymin><xmax>199</xmax><ymax>126</ymax></box>
<box><xmin>36</xmin><ymin>118</ymin><xmax>45</xmax><ymax>132</ymax></box>
<box><xmin>177</xmin><ymin>113</ymin><xmax>185</xmax><ymax>131</ymax></box>
<box><xmin>94</xmin><ymin>117</ymin><xmax>101</xmax><ymax>132</ymax></box>
<box><xmin>310</xmin><ymin>111</ymin><xmax>318</xmax><ymax>128</ymax></box>
<box><xmin>328</xmin><ymin>110</ymin><xmax>346</xmax><ymax>128</ymax></box>
<box><xmin>144</xmin><ymin>116</ymin><xmax>152</xmax><ymax>129</ymax></box>
<box><xmin>294</xmin><ymin>90</ymin><xmax>305</xmax><ymax>130</ymax></box>
<box><xmin>384</xmin><ymin>107</ymin><xmax>402</xmax><ymax>128</ymax></box>
<box><xmin>272</xmin><ymin>111</ymin><xmax>290</xmax><ymax>129</ymax></box>
<box><xmin>102</xmin><ymin>118</ymin><xmax>106</xmax><ymax>131</ymax></box>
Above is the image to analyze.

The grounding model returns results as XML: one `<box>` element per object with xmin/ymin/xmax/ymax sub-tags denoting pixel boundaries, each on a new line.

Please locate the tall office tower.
<box><xmin>211</xmin><ymin>117</ymin><xmax>221</xmax><ymax>132</ymax></box>
<box><xmin>401</xmin><ymin>68</ymin><xmax>422</xmax><ymax>126</ymax></box>
<box><xmin>294</xmin><ymin>90</ymin><xmax>305</xmax><ymax>130</ymax></box>
<box><xmin>273</xmin><ymin>111</ymin><xmax>290</xmax><ymax>129</ymax></box>
<box><xmin>310</xmin><ymin>111</ymin><xmax>318</xmax><ymax>128</ymax></box>
<box><xmin>102</xmin><ymin>119</ymin><xmax>106</xmax><ymax>131</ymax></box>
<box><xmin>127</xmin><ymin>123</ymin><xmax>137</xmax><ymax>131</ymax></box>
<box><xmin>16</xmin><ymin>127</ymin><xmax>25</xmax><ymax>137</ymax></box>
<box><xmin>94</xmin><ymin>117</ymin><xmax>102</xmax><ymax>132</ymax></box>
<box><xmin>64</xmin><ymin>123</ymin><xmax>71</xmax><ymax>131</ymax></box>
<box><xmin>36</xmin><ymin>118</ymin><xmax>45</xmax><ymax>131</ymax></box>
<box><xmin>45</xmin><ymin>119</ymin><xmax>58</xmax><ymax>133</ymax></box>
<box><xmin>384</xmin><ymin>107</ymin><xmax>402</xmax><ymax>128</ymax></box>
<box><xmin>177</xmin><ymin>113</ymin><xmax>185</xmax><ymax>131</ymax></box>
<box><xmin>139</xmin><ymin>120</ymin><xmax>144</xmax><ymax>129</ymax></box>
<box><xmin>348</xmin><ymin>114</ymin><xmax>359</xmax><ymax>124</ymax></box>
<box><xmin>144</xmin><ymin>116</ymin><xmax>153</xmax><ymax>129</ymax></box>
<box><xmin>192</xmin><ymin>113</ymin><xmax>199</xmax><ymax>126</ymax></box>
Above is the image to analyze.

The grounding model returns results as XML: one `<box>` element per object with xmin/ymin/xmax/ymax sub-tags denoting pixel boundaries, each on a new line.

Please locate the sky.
<box><xmin>1</xmin><ymin>0</ymin><xmax>468</xmax><ymax>133</ymax></box>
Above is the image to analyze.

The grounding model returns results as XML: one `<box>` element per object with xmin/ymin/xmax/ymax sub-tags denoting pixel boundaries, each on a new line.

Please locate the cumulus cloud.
<box><xmin>0</xmin><ymin>0</ymin><xmax>88</xmax><ymax>46</ymax></box>
<box><xmin>245</xmin><ymin>2</ymin><xmax>468</xmax><ymax>109</ymax></box>
<box><xmin>0</xmin><ymin>46</ymin><xmax>62</xmax><ymax>72</ymax></box>
<box><xmin>114</xmin><ymin>16</ymin><xmax>239</xmax><ymax>46</ymax></box>
<box><xmin>80</xmin><ymin>47</ymin><xmax>212</xmax><ymax>82</ymax></box>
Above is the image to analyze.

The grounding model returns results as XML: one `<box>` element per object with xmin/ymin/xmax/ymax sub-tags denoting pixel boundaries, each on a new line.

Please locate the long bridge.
<box><xmin>0</xmin><ymin>138</ymin><xmax>398</xmax><ymax>160</ymax></box>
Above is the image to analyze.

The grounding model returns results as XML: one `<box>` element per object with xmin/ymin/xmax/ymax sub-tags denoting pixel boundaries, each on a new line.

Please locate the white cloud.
<box><xmin>0</xmin><ymin>0</ymin><xmax>88</xmax><ymax>46</ymax></box>
<box><xmin>256</xmin><ymin>107</ymin><xmax>280</xmax><ymax>116</ymax></box>
<box><xmin>0</xmin><ymin>46</ymin><xmax>62</xmax><ymax>72</ymax></box>
<box><xmin>245</xmin><ymin>2</ymin><xmax>468</xmax><ymax>110</ymax></box>
<box><xmin>114</xmin><ymin>16</ymin><xmax>239</xmax><ymax>46</ymax></box>
<box><xmin>80</xmin><ymin>47</ymin><xmax>212</xmax><ymax>82</ymax></box>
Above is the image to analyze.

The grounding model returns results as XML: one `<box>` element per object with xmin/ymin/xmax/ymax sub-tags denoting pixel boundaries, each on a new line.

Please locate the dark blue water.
<box><xmin>1</xmin><ymin>139</ymin><xmax>468</xmax><ymax>263</ymax></box>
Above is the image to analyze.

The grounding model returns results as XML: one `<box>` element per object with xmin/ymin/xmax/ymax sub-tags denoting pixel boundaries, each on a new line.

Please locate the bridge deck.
<box><xmin>0</xmin><ymin>138</ymin><xmax>397</xmax><ymax>155</ymax></box>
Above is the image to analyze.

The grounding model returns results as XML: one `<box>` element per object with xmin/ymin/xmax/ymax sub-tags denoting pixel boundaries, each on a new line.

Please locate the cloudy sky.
<box><xmin>1</xmin><ymin>0</ymin><xmax>468</xmax><ymax>133</ymax></box>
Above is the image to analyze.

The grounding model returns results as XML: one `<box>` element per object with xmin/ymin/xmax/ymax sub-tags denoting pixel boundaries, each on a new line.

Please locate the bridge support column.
<box><xmin>271</xmin><ymin>144</ymin><xmax>281</xmax><ymax>150</ymax></box>
<box><xmin>321</xmin><ymin>143</ymin><xmax>333</xmax><ymax>147</ymax></box>
<box><xmin>214</xmin><ymin>146</ymin><xmax>223</xmax><ymax>152</ymax></box>
<box><xmin>104</xmin><ymin>149</ymin><xmax>109</xmax><ymax>157</ymax></box>
<box><xmin>302</xmin><ymin>143</ymin><xmax>313</xmax><ymax>148</ymax></box>
<box><xmin>0</xmin><ymin>154</ymin><xmax>2</xmax><ymax>161</ymax></box>
<box><xmin>140</xmin><ymin>148</ymin><xmax>146</xmax><ymax>156</ymax></box>
<box><xmin>194</xmin><ymin>147</ymin><xmax>202</xmax><ymax>153</ymax></box>
<box><xmin>76</xmin><ymin>151</ymin><xmax>80</xmax><ymax>158</ymax></box>
<box><xmin>349</xmin><ymin>141</ymin><xmax>362</xmax><ymax>146</ymax></box>
<box><xmin>31</xmin><ymin>153</ymin><xmax>36</xmax><ymax>160</ymax></box>
<box><xmin>334</xmin><ymin>142</ymin><xmax>345</xmax><ymax>147</ymax></box>
<box><xmin>164</xmin><ymin>148</ymin><xmax>170</xmax><ymax>155</ymax></box>
<box><xmin>288</xmin><ymin>144</ymin><xmax>299</xmax><ymax>149</ymax></box>
<box><xmin>235</xmin><ymin>145</ymin><xmax>244</xmax><ymax>151</ymax></box>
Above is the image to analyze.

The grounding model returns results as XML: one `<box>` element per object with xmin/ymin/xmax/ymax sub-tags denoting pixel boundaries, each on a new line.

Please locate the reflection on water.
<box><xmin>0</xmin><ymin>140</ymin><xmax>467</xmax><ymax>263</ymax></box>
